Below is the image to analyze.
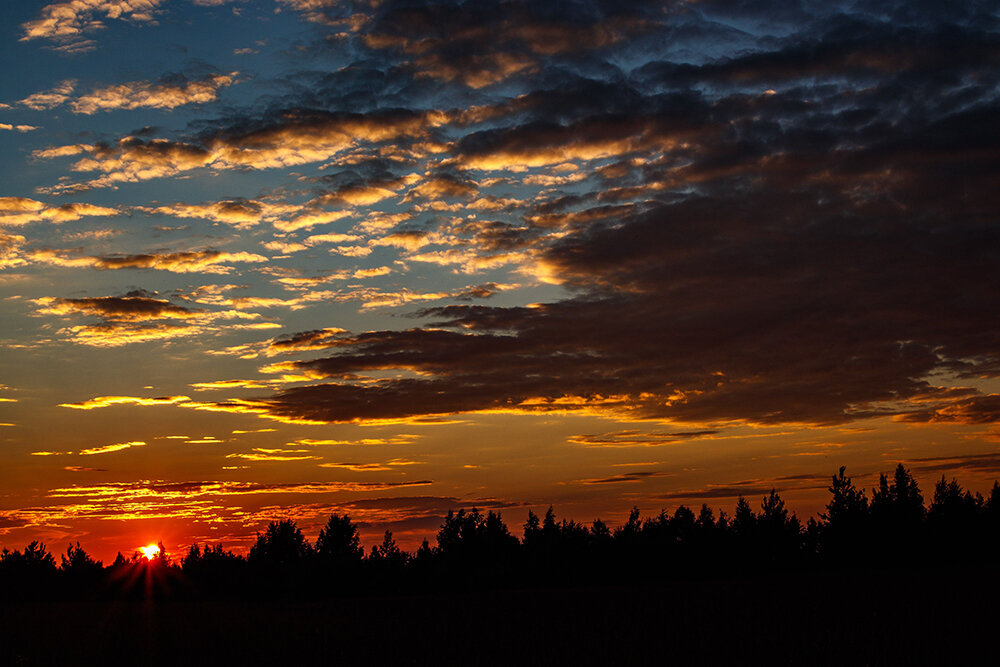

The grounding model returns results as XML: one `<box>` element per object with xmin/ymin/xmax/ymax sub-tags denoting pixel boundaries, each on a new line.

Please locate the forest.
<box><xmin>2</xmin><ymin>464</ymin><xmax>999</xmax><ymax>601</ymax></box>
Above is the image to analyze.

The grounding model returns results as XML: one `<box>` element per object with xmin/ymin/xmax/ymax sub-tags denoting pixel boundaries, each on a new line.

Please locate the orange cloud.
<box><xmin>59</xmin><ymin>395</ymin><xmax>190</xmax><ymax>410</ymax></box>
<box><xmin>0</xmin><ymin>198</ymin><xmax>117</xmax><ymax>227</ymax></box>
<box><xmin>21</xmin><ymin>1</ymin><xmax>163</xmax><ymax>46</ymax></box>
<box><xmin>226</xmin><ymin>450</ymin><xmax>321</xmax><ymax>462</ymax></box>
<box><xmin>0</xmin><ymin>124</ymin><xmax>38</xmax><ymax>133</ymax></box>
<box><xmin>274</xmin><ymin>209</ymin><xmax>351</xmax><ymax>232</ymax></box>
<box><xmin>55</xmin><ymin>322</ymin><xmax>206</xmax><ymax>347</ymax></box>
<box><xmin>44</xmin><ymin>109</ymin><xmax>443</xmax><ymax>191</ymax></box>
<box><xmin>190</xmin><ymin>379</ymin><xmax>275</xmax><ymax>390</ymax></box>
<box><xmin>30</xmin><ymin>248</ymin><xmax>267</xmax><ymax>274</ymax></box>
<box><xmin>16</xmin><ymin>80</ymin><xmax>76</xmax><ymax>109</ymax></box>
<box><xmin>291</xmin><ymin>435</ymin><xmax>420</xmax><ymax>447</ymax></box>
<box><xmin>79</xmin><ymin>441</ymin><xmax>146</xmax><ymax>456</ymax></box>
<box><xmin>0</xmin><ymin>233</ymin><xmax>26</xmax><ymax>269</ymax></box>
<box><xmin>71</xmin><ymin>72</ymin><xmax>239</xmax><ymax>114</ymax></box>
<box><xmin>31</xmin><ymin>143</ymin><xmax>94</xmax><ymax>159</ymax></box>
<box><xmin>141</xmin><ymin>199</ymin><xmax>298</xmax><ymax>229</ymax></box>
<box><xmin>34</xmin><ymin>295</ymin><xmax>201</xmax><ymax>321</ymax></box>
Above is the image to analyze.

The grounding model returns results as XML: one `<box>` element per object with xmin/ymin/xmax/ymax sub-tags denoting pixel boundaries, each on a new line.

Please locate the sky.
<box><xmin>1</xmin><ymin>0</ymin><xmax>999</xmax><ymax>562</ymax></box>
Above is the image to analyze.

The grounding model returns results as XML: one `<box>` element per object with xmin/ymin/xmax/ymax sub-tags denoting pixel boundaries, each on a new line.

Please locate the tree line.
<box><xmin>2</xmin><ymin>465</ymin><xmax>999</xmax><ymax>600</ymax></box>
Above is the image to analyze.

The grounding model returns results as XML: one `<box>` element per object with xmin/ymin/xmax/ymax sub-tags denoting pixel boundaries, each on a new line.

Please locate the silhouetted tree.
<box><xmin>757</xmin><ymin>490</ymin><xmax>802</xmax><ymax>565</ymax></box>
<box><xmin>437</xmin><ymin>508</ymin><xmax>518</xmax><ymax>569</ymax></box>
<box><xmin>732</xmin><ymin>497</ymin><xmax>756</xmax><ymax>538</ymax></box>
<box><xmin>182</xmin><ymin>543</ymin><xmax>245</xmax><ymax>595</ymax></box>
<box><xmin>0</xmin><ymin>540</ymin><xmax>56</xmax><ymax>575</ymax></box>
<box><xmin>0</xmin><ymin>541</ymin><xmax>59</xmax><ymax>598</ymax></box>
<box><xmin>248</xmin><ymin>520</ymin><xmax>312</xmax><ymax>569</ymax></box>
<box><xmin>369</xmin><ymin>530</ymin><xmax>407</xmax><ymax>568</ymax></box>
<box><xmin>872</xmin><ymin>464</ymin><xmax>924</xmax><ymax>526</ymax></box>
<box><xmin>820</xmin><ymin>467</ymin><xmax>869</xmax><ymax>562</ymax></box>
<box><xmin>870</xmin><ymin>464</ymin><xmax>925</xmax><ymax>562</ymax></box>
<box><xmin>926</xmin><ymin>476</ymin><xmax>983</xmax><ymax>562</ymax></box>
<box><xmin>59</xmin><ymin>542</ymin><xmax>103</xmax><ymax>592</ymax></box>
<box><xmin>614</xmin><ymin>507</ymin><xmax>643</xmax><ymax>545</ymax></box>
<box><xmin>696</xmin><ymin>504</ymin><xmax>716</xmax><ymax>531</ymax></box>
<box><xmin>3</xmin><ymin>465</ymin><xmax>1000</xmax><ymax>602</ymax></box>
<box><xmin>591</xmin><ymin>518</ymin><xmax>612</xmax><ymax>543</ymax></box>
<box><xmin>315</xmin><ymin>514</ymin><xmax>363</xmax><ymax>567</ymax></box>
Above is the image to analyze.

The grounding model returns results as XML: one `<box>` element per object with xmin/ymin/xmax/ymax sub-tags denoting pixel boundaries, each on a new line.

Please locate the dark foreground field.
<box><xmin>2</xmin><ymin>568</ymin><xmax>997</xmax><ymax>666</ymax></box>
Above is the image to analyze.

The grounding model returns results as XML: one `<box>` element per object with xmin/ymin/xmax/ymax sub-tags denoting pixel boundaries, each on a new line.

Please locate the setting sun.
<box><xmin>139</xmin><ymin>545</ymin><xmax>160</xmax><ymax>560</ymax></box>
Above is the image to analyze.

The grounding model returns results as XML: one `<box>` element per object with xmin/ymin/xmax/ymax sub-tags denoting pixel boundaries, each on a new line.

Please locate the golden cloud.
<box><xmin>59</xmin><ymin>395</ymin><xmax>191</xmax><ymax>410</ymax></box>
<box><xmin>79</xmin><ymin>440</ymin><xmax>146</xmax><ymax>456</ymax></box>
<box><xmin>44</xmin><ymin>109</ymin><xmax>443</xmax><ymax>191</ymax></box>
<box><xmin>16</xmin><ymin>80</ymin><xmax>76</xmax><ymax>109</ymax></box>
<box><xmin>71</xmin><ymin>72</ymin><xmax>239</xmax><ymax>114</ymax></box>
<box><xmin>0</xmin><ymin>198</ymin><xmax>117</xmax><ymax>227</ymax></box>
<box><xmin>21</xmin><ymin>0</ymin><xmax>163</xmax><ymax>45</ymax></box>
<box><xmin>30</xmin><ymin>248</ymin><xmax>268</xmax><ymax>274</ymax></box>
<box><xmin>141</xmin><ymin>199</ymin><xmax>300</xmax><ymax>229</ymax></box>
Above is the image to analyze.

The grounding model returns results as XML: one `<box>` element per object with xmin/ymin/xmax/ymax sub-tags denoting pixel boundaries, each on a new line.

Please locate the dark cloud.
<box><xmin>569</xmin><ymin>430</ymin><xmax>719</xmax><ymax>447</ymax></box>
<box><xmin>267</xmin><ymin>328</ymin><xmax>347</xmax><ymax>354</ymax></box>
<box><xmin>655</xmin><ymin>486</ymin><xmax>779</xmax><ymax>500</ymax></box>
<box><xmin>580</xmin><ymin>471</ymin><xmax>667</xmax><ymax>485</ymax></box>
<box><xmin>36</xmin><ymin>295</ymin><xmax>199</xmax><ymax>322</ymax></box>
<box><xmin>31</xmin><ymin>0</ymin><xmax>1000</xmax><ymax>427</ymax></box>
<box><xmin>0</xmin><ymin>516</ymin><xmax>29</xmax><ymax>529</ymax></box>
<box><xmin>897</xmin><ymin>396</ymin><xmax>1000</xmax><ymax>425</ymax></box>
<box><xmin>655</xmin><ymin>473</ymin><xmax>829</xmax><ymax>501</ymax></box>
<box><xmin>251</xmin><ymin>2</ymin><xmax>1000</xmax><ymax>425</ymax></box>
<box><xmin>339</xmin><ymin>495</ymin><xmax>518</xmax><ymax>512</ymax></box>
<box><xmin>48</xmin><ymin>479</ymin><xmax>433</xmax><ymax>499</ymax></box>
<box><xmin>906</xmin><ymin>452</ymin><xmax>1000</xmax><ymax>475</ymax></box>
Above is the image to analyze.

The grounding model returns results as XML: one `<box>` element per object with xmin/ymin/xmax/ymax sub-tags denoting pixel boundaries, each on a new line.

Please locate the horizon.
<box><xmin>5</xmin><ymin>462</ymin><xmax>998</xmax><ymax>564</ymax></box>
<box><xmin>2</xmin><ymin>0</ymin><xmax>999</xmax><ymax>566</ymax></box>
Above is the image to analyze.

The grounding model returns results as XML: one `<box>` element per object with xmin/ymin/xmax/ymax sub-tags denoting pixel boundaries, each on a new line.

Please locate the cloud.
<box><xmin>0</xmin><ymin>124</ymin><xmax>38</xmax><ymax>133</ymax></box>
<box><xmin>70</xmin><ymin>72</ymin><xmax>239</xmax><ymax>114</ymax></box>
<box><xmin>32</xmin><ymin>144</ymin><xmax>94</xmax><ymax>159</ymax></box>
<box><xmin>318</xmin><ymin>458</ymin><xmax>422</xmax><ymax>471</ymax></box>
<box><xmin>16</xmin><ymin>80</ymin><xmax>76</xmax><ymax>109</ymax></box>
<box><xmin>655</xmin><ymin>473</ymin><xmax>830</xmax><ymax>501</ymax></box>
<box><xmin>46</xmin><ymin>108</ymin><xmax>445</xmax><ymax>191</ymax></box>
<box><xmin>0</xmin><ymin>197</ymin><xmax>118</xmax><ymax>227</ymax></box>
<box><xmin>352</xmin><ymin>0</ymin><xmax>657</xmax><ymax>88</ymax></box>
<box><xmin>47</xmin><ymin>478</ymin><xmax>434</xmax><ymax>499</ymax></box>
<box><xmin>21</xmin><ymin>1</ymin><xmax>164</xmax><ymax>49</ymax></box>
<box><xmin>30</xmin><ymin>249</ymin><xmax>267</xmax><ymax>273</ymax></box>
<box><xmin>35</xmin><ymin>295</ymin><xmax>201</xmax><ymax>321</ymax></box>
<box><xmin>568</xmin><ymin>430</ymin><xmax>721</xmax><ymax>447</ymax></box>
<box><xmin>896</xmin><ymin>395</ymin><xmax>1000</xmax><ymax>425</ymax></box>
<box><xmin>905</xmin><ymin>452</ymin><xmax>1000</xmax><ymax>475</ymax></box>
<box><xmin>226</xmin><ymin>450</ymin><xmax>321</xmax><ymax>462</ymax></box>
<box><xmin>79</xmin><ymin>441</ymin><xmax>146</xmax><ymax>456</ymax></box>
<box><xmin>232</xmin><ymin>12</ymin><xmax>1000</xmax><ymax>426</ymax></box>
<box><xmin>578</xmin><ymin>471</ymin><xmax>669</xmax><ymax>485</ymax></box>
<box><xmin>190</xmin><ymin>379</ymin><xmax>274</xmax><ymax>390</ymax></box>
<box><xmin>291</xmin><ymin>435</ymin><xmax>420</xmax><ymax>446</ymax></box>
<box><xmin>10</xmin><ymin>1</ymin><xmax>1000</xmax><ymax>442</ymax></box>
<box><xmin>141</xmin><ymin>199</ymin><xmax>298</xmax><ymax>229</ymax></box>
<box><xmin>266</xmin><ymin>328</ymin><xmax>348</xmax><ymax>354</ymax></box>
<box><xmin>59</xmin><ymin>395</ymin><xmax>190</xmax><ymax>410</ymax></box>
<box><xmin>34</xmin><ymin>289</ymin><xmax>272</xmax><ymax>347</ymax></box>
<box><xmin>0</xmin><ymin>232</ymin><xmax>27</xmax><ymax>269</ymax></box>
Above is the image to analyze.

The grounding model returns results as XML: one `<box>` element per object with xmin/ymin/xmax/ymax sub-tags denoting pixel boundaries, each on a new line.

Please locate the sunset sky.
<box><xmin>1</xmin><ymin>0</ymin><xmax>998</xmax><ymax>562</ymax></box>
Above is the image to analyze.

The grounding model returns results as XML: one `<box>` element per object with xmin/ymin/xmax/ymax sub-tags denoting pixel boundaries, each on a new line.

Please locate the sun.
<box><xmin>139</xmin><ymin>544</ymin><xmax>160</xmax><ymax>560</ymax></box>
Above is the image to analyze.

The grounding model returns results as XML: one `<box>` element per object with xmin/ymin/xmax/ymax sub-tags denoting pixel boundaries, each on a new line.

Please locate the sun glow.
<box><xmin>139</xmin><ymin>544</ymin><xmax>160</xmax><ymax>560</ymax></box>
